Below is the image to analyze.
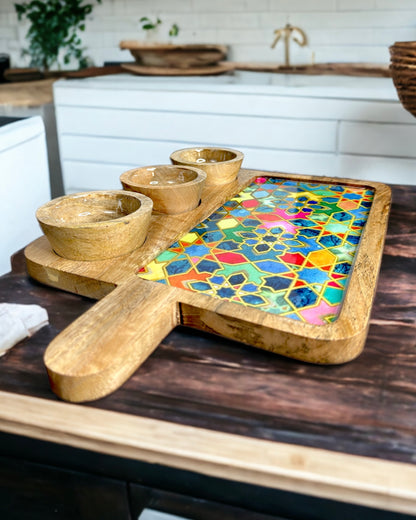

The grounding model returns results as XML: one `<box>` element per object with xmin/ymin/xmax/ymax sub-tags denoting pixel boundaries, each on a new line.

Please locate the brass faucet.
<box><xmin>271</xmin><ymin>24</ymin><xmax>308</xmax><ymax>67</ymax></box>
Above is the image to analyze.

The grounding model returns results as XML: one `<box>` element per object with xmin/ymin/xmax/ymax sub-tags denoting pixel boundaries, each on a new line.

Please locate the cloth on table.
<box><xmin>0</xmin><ymin>303</ymin><xmax>48</xmax><ymax>356</ymax></box>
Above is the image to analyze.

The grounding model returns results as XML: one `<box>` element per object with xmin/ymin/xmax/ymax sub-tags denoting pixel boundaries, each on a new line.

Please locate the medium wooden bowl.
<box><xmin>120</xmin><ymin>165</ymin><xmax>206</xmax><ymax>214</ymax></box>
<box><xmin>36</xmin><ymin>190</ymin><xmax>153</xmax><ymax>261</ymax></box>
<box><xmin>170</xmin><ymin>147</ymin><xmax>244</xmax><ymax>186</ymax></box>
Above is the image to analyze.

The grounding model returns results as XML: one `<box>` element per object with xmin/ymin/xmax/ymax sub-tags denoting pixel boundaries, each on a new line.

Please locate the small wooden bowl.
<box><xmin>170</xmin><ymin>147</ymin><xmax>244</xmax><ymax>186</ymax></box>
<box><xmin>36</xmin><ymin>190</ymin><xmax>153</xmax><ymax>261</ymax></box>
<box><xmin>120</xmin><ymin>165</ymin><xmax>206</xmax><ymax>214</ymax></box>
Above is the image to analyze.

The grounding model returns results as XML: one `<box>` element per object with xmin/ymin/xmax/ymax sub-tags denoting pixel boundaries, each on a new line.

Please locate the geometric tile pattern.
<box><xmin>138</xmin><ymin>177</ymin><xmax>374</xmax><ymax>325</ymax></box>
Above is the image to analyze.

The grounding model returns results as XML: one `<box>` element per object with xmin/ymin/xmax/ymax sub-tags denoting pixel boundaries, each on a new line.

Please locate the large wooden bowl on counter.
<box><xmin>119</xmin><ymin>41</ymin><xmax>228</xmax><ymax>69</ymax></box>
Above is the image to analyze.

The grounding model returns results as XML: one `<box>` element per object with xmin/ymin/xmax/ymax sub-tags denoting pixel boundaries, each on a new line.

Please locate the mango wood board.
<box><xmin>25</xmin><ymin>169</ymin><xmax>391</xmax><ymax>403</ymax></box>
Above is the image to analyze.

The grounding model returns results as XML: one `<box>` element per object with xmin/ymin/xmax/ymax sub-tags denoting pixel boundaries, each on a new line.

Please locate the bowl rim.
<box><xmin>120</xmin><ymin>164</ymin><xmax>207</xmax><ymax>190</ymax></box>
<box><xmin>36</xmin><ymin>190</ymin><xmax>153</xmax><ymax>229</ymax></box>
<box><xmin>169</xmin><ymin>146</ymin><xmax>244</xmax><ymax>166</ymax></box>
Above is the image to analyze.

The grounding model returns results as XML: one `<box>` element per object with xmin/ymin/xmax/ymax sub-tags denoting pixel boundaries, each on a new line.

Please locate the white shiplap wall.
<box><xmin>52</xmin><ymin>75</ymin><xmax>416</xmax><ymax>192</ymax></box>
<box><xmin>1</xmin><ymin>0</ymin><xmax>416</xmax><ymax>69</ymax></box>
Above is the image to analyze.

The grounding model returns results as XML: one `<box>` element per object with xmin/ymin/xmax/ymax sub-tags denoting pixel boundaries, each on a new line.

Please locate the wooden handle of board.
<box><xmin>44</xmin><ymin>278</ymin><xmax>180</xmax><ymax>402</ymax></box>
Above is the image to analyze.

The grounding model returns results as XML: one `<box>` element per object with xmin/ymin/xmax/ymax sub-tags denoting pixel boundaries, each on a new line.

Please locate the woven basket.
<box><xmin>390</xmin><ymin>41</ymin><xmax>416</xmax><ymax>117</ymax></box>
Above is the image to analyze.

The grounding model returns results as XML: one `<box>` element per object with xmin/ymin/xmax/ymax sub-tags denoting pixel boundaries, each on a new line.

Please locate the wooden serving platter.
<box><xmin>122</xmin><ymin>62</ymin><xmax>233</xmax><ymax>76</ymax></box>
<box><xmin>25</xmin><ymin>169</ymin><xmax>391</xmax><ymax>403</ymax></box>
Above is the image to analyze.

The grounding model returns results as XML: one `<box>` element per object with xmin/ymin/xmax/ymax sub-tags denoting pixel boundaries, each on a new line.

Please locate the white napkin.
<box><xmin>0</xmin><ymin>303</ymin><xmax>49</xmax><ymax>356</ymax></box>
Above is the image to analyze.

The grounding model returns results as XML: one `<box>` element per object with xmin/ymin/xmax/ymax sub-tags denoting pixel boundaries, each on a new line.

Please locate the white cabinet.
<box><xmin>53</xmin><ymin>73</ymin><xmax>416</xmax><ymax>194</ymax></box>
<box><xmin>0</xmin><ymin>116</ymin><xmax>50</xmax><ymax>274</ymax></box>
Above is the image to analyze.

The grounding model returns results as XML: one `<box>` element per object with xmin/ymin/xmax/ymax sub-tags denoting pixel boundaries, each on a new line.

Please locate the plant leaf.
<box><xmin>12</xmin><ymin>0</ymin><xmax>102</xmax><ymax>71</ymax></box>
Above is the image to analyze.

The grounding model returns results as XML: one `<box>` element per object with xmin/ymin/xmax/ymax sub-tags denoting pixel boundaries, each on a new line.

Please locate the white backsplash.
<box><xmin>1</xmin><ymin>0</ymin><xmax>416</xmax><ymax>69</ymax></box>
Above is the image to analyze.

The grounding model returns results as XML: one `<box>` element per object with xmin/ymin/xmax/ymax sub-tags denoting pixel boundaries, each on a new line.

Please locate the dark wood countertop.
<box><xmin>0</xmin><ymin>62</ymin><xmax>391</xmax><ymax>110</ymax></box>
<box><xmin>0</xmin><ymin>183</ymin><xmax>415</xmax><ymax>516</ymax></box>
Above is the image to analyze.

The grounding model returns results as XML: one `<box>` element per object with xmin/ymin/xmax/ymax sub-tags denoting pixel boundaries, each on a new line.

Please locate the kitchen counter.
<box><xmin>0</xmin><ymin>182</ymin><xmax>415</xmax><ymax>519</ymax></box>
<box><xmin>0</xmin><ymin>78</ymin><xmax>55</xmax><ymax>107</ymax></box>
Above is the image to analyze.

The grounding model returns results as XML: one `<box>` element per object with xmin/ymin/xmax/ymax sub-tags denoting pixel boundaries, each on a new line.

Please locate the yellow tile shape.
<box><xmin>181</xmin><ymin>232</ymin><xmax>199</xmax><ymax>244</ymax></box>
<box><xmin>218</xmin><ymin>218</ymin><xmax>239</xmax><ymax>229</ymax></box>
<box><xmin>308</xmin><ymin>249</ymin><xmax>336</xmax><ymax>267</ymax></box>
<box><xmin>234</xmin><ymin>191</ymin><xmax>254</xmax><ymax>202</ymax></box>
<box><xmin>138</xmin><ymin>260</ymin><xmax>166</xmax><ymax>281</ymax></box>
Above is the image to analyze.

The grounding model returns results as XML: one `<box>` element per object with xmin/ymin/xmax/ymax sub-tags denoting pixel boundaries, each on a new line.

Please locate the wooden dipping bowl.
<box><xmin>36</xmin><ymin>190</ymin><xmax>153</xmax><ymax>261</ymax></box>
<box><xmin>170</xmin><ymin>147</ymin><xmax>244</xmax><ymax>186</ymax></box>
<box><xmin>120</xmin><ymin>164</ymin><xmax>206</xmax><ymax>214</ymax></box>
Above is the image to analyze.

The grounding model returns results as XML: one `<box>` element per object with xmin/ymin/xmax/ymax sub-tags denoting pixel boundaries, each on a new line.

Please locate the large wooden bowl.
<box><xmin>170</xmin><ymin>147</ymin><xmax>244</xmax><ymax>186</ymax></box>
<box><xmin>119</xmin><ymin>41</ymin><xmax>228</xmax><ymax>69</ymax></box>
<box><xmin>120</xmin><ymin>165</ymin><xmax>206</xmax><ymax>214</ymax></box>
<box><xmin>36</xmin><ymin>191</ymin><xmax>153</xmax><ymax>261</ymax></box>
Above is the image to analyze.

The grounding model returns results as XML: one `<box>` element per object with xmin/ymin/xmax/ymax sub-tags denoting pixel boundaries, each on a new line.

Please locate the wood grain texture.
<box><xmin>170</xmin><ymin>146</ymin><xmax>244</xmax><ymax>186</ymax></box>
<box><xmin>64</xmin><ymin>65</ymin><xmax>125</xmax><ymax>79</ymax></box>
<box><xmin>25</xmin><ymin>170</ymin><xmax>254</xmax><ymax>294</ymax></box>
<box><xmin>45</xmin><ymin>279</ymin><xmax>180</xmax><ymax>402</ymax></box>
<box><xmin>121</xmin><ymin>61</ymin><xmax>390</xmax><ymax>78</ymax></box>
<box><xmin>36</xmin><ymin>190</ymin><xmax>153</xmax><ymax>261</ymax></box>
<box><xmin>25</xmin><ymin>169</ymin><xmax>391</xmax><ymax>401</ymax></box>
<box><xmin>119</xmin><ymin>42</ymin><xmax>228</xmax><ymax>69</ymax></box>
<box><xmin>230</xmin><ymin>62</ymin><xmax>391</xmax><ymax>77</ymax></box>
<box><xmin>0</xmin><ymin>181</ymin><xmax>414</xmax><ymax>513</ymax></box>
<box><xmin>1</xmin><ymin>391</ymin><xmax>416</xmax><ymax>516</ymax></box>
<box><xmin>0</xmin><ymin>78</ymin><xmax>55</xmax><ymax>107</ymax></box>
<box><xmin>120</xmin><ymin>164</ymin><xmax>206</xmax><ymax>214</ymax></box>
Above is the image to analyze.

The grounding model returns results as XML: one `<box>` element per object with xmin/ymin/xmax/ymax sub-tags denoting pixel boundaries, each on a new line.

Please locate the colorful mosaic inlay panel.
<box><xmin>138</xmin><ymin>177</ymin><xmax>374</xmax><ymax>325</ymax></box>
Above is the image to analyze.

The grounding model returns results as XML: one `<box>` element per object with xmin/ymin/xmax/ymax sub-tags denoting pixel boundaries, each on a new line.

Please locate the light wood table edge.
<box><xmin>0</xmin><ymin>390</ymin><xmax>414</xmax><ymax>515</ymax></box>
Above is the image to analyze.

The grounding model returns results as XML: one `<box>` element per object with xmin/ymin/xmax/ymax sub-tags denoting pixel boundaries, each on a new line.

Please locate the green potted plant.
<box><xmin>14</xmin><ymin>0</ymin><xmax>102</xmax><ymax>71</ymax></box>
<box><xmin>139</xmin><ymin>16</ymin><xmax>179</xmax><ymax>42</ymax></box>
<box><xmin>139</xmin><ymin>16</ymin><xmax>162</xmax><ymax>33</ymax></box>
